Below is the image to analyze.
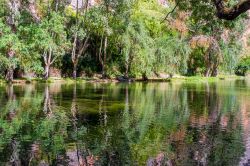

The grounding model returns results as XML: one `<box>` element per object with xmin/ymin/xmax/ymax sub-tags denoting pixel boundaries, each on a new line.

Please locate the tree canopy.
<box><xmin>0</xmin><ymin>0</ymin><xmax>249</xmax><ymax>81</ymax></box>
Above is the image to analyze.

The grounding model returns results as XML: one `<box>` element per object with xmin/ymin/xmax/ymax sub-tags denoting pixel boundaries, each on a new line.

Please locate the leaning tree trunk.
<box><xmin>71</xmin><ymin>36</ymin><xmax>89</xmax><ymax>79</ymax></box>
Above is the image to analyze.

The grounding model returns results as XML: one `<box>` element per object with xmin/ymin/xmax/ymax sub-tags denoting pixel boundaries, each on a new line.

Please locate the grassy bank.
<box><xmin>170</xmin><ymin>75</ymin><xmax>245</xmax><ymax>83</ymax></box>
<box><xmin>0</xmin><ymin>75</ymin><xmax>246</xmax><ymax>85</ymax></box>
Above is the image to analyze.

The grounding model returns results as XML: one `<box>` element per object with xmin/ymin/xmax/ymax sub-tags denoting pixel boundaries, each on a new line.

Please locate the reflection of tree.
<box><xmin>78</xmin><ymin>84</ymin><xmax>131</xmax><ymax>166</ymax></box>
<box><xmin>36</xmin><ymin>86</ymin><xmax>69</xmax><ymax>165</ymax></box>
<box><xmin>0</xmin><ymin>83</ymin><xmax>70</xmax><ymax>165</ymax></box>
<box><xmin>0</xmin><ymin>84</ymin><xmax>44</xmax><ymax>165</ymax></box>
<box><xmin>28</xmin><ymin>142</ymin><xmax>41</xmax><ymax>166</ymax></box>
<box><xmin>9</xmin><ymin>139</ymin><xmax>21</xmax><ymax>166</ymax></box>
<box><xmin>6</xmin><ymin>84</ymin><xmax>17</xmax><ymax>122</ymax></box>
<box><xmin>43</xmin><ymin>85</ymin><xmax>52</xmax><ymax>115</ymax></box>
<box><xmin>99</xmin><ymin>85</ymin><xmax>108</xmax><ymax>127</ymax></box>
<box><xmin>0</xmin><ymin>81</ymin><xmax>248</xmax><ymax>165</ymax></box>
<box><xmin>170</xmin><ymin>82</ymin><xmax>244</xmax><ymax>166</ymax></box>
<box><xmin>239</xmin><ymin>92</ymin><xmax>250</xmax><ymax>165</ymax></box>
<box><xmin>68</xmin><ymin>83</ymin><xmax>87</xmax><ymax>166</ymax></box>
<box><xmin>123</xmin><ymin>83</ymin><xmax>189</xmax><ymax>165</ymax></box>
<box><xmin>71</xmin><ymin>84</ymin><xmax>78</xmax><ymax>122</ymax></box>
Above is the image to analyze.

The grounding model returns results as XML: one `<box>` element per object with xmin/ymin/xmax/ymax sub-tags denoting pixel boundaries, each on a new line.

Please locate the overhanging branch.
<box><xmin>213</xmin><ymin>0</ymin><xmax>250</xmax><ymax>20</ymax></box>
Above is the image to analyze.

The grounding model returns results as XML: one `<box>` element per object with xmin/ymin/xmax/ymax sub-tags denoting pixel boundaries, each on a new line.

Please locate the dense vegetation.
<box><xmin>235</xmin><ymin>57</ymin><xmax>250</xmax><ymax>76</ymax></box>
<box><xmin>0</xmin><ymin>0</ymin><xmax>248</xmax><ymax>82</ymax></box>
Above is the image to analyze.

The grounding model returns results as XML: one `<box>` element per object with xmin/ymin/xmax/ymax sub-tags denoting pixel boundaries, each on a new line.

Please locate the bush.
<box><xmin>235</xmin><ymin>57</ymin><xmax>250</xmax><ymax>76</ymax></box>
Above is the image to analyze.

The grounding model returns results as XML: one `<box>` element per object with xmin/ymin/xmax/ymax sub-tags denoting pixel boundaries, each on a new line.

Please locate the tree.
<box><xmin>32</xmin><ymin>12</ymin><xmax>69</xmax><ymax>79</ymax></box>
<box><xmin>175</xmin><ymin>0</ymin><xmax>245</xmax><ymax>76</ymax></box>
<box><xmin>120</xmin><ymin>0</ymin><xmax>190</xmax><ymax>79</ymax></box>
<box><xmin>67</xmin><ymin>1</ymin><xmax>90</xmax><ymax>79</ymax></box>
<box><xmin>0</xmin><ymin>19</ymin><xmax>21</xmax><ymax>82</ymax></box>
<box><xmin>189</xmin><ymin>36</ymin><xmax>222</xmax><ymax>77</ymax></box>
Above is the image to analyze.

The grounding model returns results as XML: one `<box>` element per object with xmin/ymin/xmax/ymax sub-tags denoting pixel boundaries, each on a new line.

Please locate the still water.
<box><xmin>0</xmin><ymin>80</ymin><xmax>250</xmax><ymax>166</ymax></box>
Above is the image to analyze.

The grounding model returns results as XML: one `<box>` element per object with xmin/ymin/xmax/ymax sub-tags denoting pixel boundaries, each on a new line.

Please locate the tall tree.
<box><xmin>69</xmin><ymin>0</ymin><xmax>90</xmax><ymax>79</ymax></box>
<box><xmin>33</xmin><ymin>12</ymin><xmax>69</xmax><ymax>79</ymax></box>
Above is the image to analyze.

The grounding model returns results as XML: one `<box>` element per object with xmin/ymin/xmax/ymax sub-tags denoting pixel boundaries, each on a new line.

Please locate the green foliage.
<box><xmin>120</xmin><ymin>0</ymin><xmax>190</xmax><ymax>77</ymax></box>
<box><xmin>178</xmin><ymin>0</ymin><xmax>245</xmax><ymax>76</ymax></box>
<box><xmin>220</xmin><ymin>40</ymin><xmax>242</xmax><ymax>74</ymax></box>
<box><xmin>0</xmin><ymin>19</ymin><xmax>21</xmax><ymax>72</ymax></box>
<box><xmin>235</xmin><ymin>57</ymin><xmax>250</xmax><ymax>76</ymax></box>
<box><xmin>0</xmin><ymin>0</ymin><xmax>246</xmax><ymax>79</ymax></box>
<box><xmin>35</xmin><ymin>12</ymin><xmax>69</xmax><ymax>59</ymax></box>
<box><xmin>187</xmin><ymin>48</ymin><xmax>206</xmax><ymax>76</ymax></box>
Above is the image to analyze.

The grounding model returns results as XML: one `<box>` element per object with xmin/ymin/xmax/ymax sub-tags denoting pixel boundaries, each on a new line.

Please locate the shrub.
<box><xmin>235</xmin><ymin>57</ymin><xmax>250</xmax><ymax>76</ymax></box>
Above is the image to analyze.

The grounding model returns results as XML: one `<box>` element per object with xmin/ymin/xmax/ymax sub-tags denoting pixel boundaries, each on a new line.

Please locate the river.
<box><xmin>0</xmin><ymin>80</ymin><xmax>250</xmax><ymax>166</ymax></box>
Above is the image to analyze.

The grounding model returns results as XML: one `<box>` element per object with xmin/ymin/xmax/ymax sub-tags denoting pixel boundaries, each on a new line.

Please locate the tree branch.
<box><xmin>213</xmin><ymin>0</ymin><xmax>250</xmax><ymax>20</ymax></box>
<box><xmin>77</xmin><ymin>35</ymin><xmax>90</xmax><ymax>58</ymax></box>
<box><xmin>162</xmin><ymin>1</ymin><xmax>180</xmax><ymax>22</ymax></box>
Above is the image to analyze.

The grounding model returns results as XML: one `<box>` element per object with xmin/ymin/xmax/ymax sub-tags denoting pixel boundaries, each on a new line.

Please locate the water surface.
<box><xmin>0</xmin><ymin>80</ymin><xmax>250</xmax><ymax>166</ymax></box>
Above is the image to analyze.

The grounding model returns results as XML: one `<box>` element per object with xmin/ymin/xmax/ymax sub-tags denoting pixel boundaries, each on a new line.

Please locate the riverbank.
<box><xmin>0</xmin><ymin>75</ymin><xmax>246</xmax><ymax>85</ymax></box>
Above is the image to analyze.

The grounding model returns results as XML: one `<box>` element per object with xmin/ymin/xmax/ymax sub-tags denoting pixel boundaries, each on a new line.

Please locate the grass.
<box><xmin>0</xmin><ymin>79</ymin><xmax>5</xmax><ymax>84</ymax></box>
<box><xmin>170</xmin><ymin>75</ymin><xmax>245</xmax><ymax>83</ymax></box>
<box><xmin>171</xmin><ymin>76</ymin><xmax>218</xmax><ymax>83</ymax></box>
<box><xmin>0</xmin><ymin>74</ymin><xmax>246</xmax><ymax>84</ymax></box>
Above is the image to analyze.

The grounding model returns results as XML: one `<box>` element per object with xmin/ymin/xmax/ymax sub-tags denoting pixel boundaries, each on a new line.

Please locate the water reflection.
<box><xmin>0</xmin><ymin>80</ymin><xmax>249</xmax><ymax>165</ymax></box>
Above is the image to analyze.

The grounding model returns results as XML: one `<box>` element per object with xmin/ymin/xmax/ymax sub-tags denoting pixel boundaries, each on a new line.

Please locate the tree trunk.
<box><xmin>72</xmin><ymin>33</ymin><xmax>78</xmax><ymax>79</ymax></box>
<box><xmin>5</xmin><ymin>49</ymin><xmax>15</xmax><ymax>82</ymax></box>
<box><xmin>55</xmin><ymin>0</ymin><xmax>59</xmax><ymax>12</ymax></box>
<box><xmin>99</xmin><ymin>35</ymin><xmax>104</xmax><ymax>77</ymax></box>
<box><xmin>5</xmin><ymin>67</ymin><xmax>14</xmax><ymax>82</ymax></box>
<box><xmin>142</xmin><ymin>73</ymin><xmax>148</xmax><ymax>81</ymax></box>
<box><xmin>204</xmin><ymin>68</ymin><xmax>211</xmax><ymax>77</ymax></box>
<box><xmin>43</xmin><ymin>47</ymin><xmax>52</xmax><ymax>80</ymax></box>
<box><xmin>125</xmin><ymin>50</ymin><xmax>134</xmax><ymax>78</ymax></box>
<box><xmin>71</xmin><ymin>35</ymin><xmax>89</xmax><ymax>79</ymax></box>
<box><xmin>73</xmin><ymin>62</ymin><xmax>77</xmax><ymax>79</ymax></box>
<box><xmin>125</xmin><ymin>63</ymin><xmax>129</xmax><ymax>78</ymax></box>
<box><xmin>211</xmin><ymin>65</ymin><xmax>218</xmax><ymax>77</ymax></box>
<box><xmin>102</xmin><ymin>36</ymin><xmax>108</xmax><ymax>78</ymax></box>
<box><xmin>44</xmin><ymin>64</ymin><xmax>50</xmax><ymax>80</ymax></box>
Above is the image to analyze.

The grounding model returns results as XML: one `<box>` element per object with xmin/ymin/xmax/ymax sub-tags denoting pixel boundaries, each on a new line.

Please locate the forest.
<box><xmin>1</xmin><ymin>0</ymin><xmax>250</xmax><ymax>82</ymax></box>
